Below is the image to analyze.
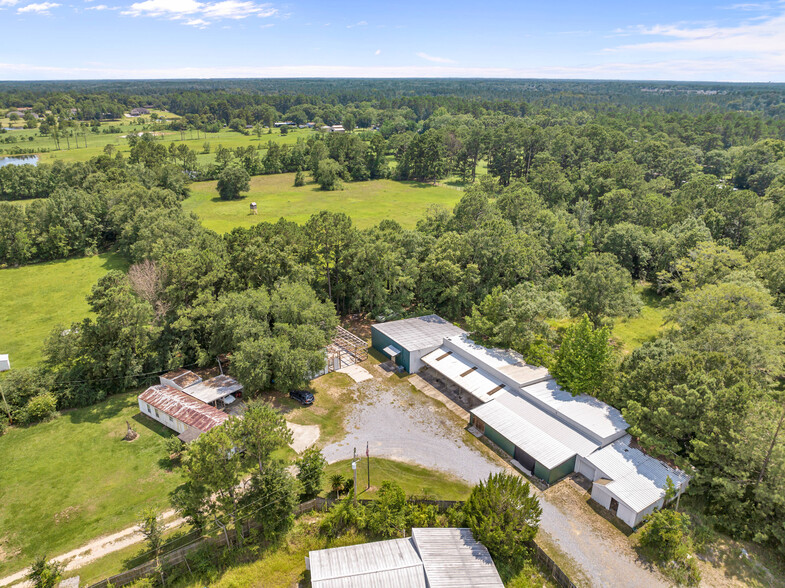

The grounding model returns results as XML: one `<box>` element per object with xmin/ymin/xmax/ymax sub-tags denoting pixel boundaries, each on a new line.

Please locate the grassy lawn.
<box><xmin>324</xmin><ymin>457</ymin><xmax>473</xmax><ymax>501</ymax></box>
<box><xmin>611</xmin><ymin>284</ymin><xmax>672</xmax><ymax>353</ymax></box>
<box><xmin>0</xmin><ymin>391</ymin><xmax>183</xmax><ymax>576</ymax></box>
<box><xmin>0</xmin><ymin>251</ymin><xmax>129</xmax><ymax>368</ymax></box>
<box><xmin>183</xmin><ymin>173</ymin><xmax>462</xmax><ymax>232</ymax></box>
<box><xmin>0</xmin><ymin>122</ymin><xmax>313</xmax><ymax>164</ymax></box>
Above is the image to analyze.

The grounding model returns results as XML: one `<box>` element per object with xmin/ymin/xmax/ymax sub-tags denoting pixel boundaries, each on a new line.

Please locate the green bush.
<box><xmin>320</xmin><ymin>498</ymin><xmax>367</xmax><ymax>538</ymax></box>
<box><xmin>20</xmin><ymin>393</ymin><xmax>58</xmax><ymax>425</ymax></box>
<box><xmin>464</xmin><ymin>473</ymin><xmax>541</xmax><ymax>565</ymax></box>
<box><xmin>639</xmin><ymin>509</ymin><xmax>701</xmax><ymax>586</ymax></box>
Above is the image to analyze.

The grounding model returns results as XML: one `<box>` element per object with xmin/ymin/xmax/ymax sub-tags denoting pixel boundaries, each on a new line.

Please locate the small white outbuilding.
<box><xmin>0</xmin><ymin>354</ymin><xmax>10</xmax><ymax>372</ymax></box>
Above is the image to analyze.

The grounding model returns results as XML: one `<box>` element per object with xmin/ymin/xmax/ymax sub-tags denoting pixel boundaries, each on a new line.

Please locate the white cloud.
<box><xmin>375</xmin><ymin>49</ymin><xmax>381</xmax><ymax>55</ymax></box>
<box><xmin>0</xmin><ymin>0</ymin><xmax>20</xmax><ymax>5</ymax></box>
<box><xmin>610</xmin><ymin>13</ymin><xmax>785</xmax><ymax>54</ymax></box>
<box><xmin>17</xmin><ymin>1</ymin><xmax>59</xmax><ymax>12</ymax></box>
<box><xmin>122</xmin><ymin>0</ymin><xmax>276</xmax><ymax>25</ymax></box>
<box><xmin>201</xmin><ymin>0</ymin><xmax>275</xmax><ymax>19</ymax></box>
<box><xmin>416</xmin><ymin>52</ymin><xmax>455</xmax><ymax>63</ymax></box>
<box><xmin>86</xmin><ymin>4</ymin><xmax>113</xmax><ymax>9</ymax></box>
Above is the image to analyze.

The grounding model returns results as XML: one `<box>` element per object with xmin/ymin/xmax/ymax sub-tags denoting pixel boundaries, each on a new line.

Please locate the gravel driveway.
<box><xmin>322</xmin><ymin>368</ymin><xmax>669</xmax><ymax>588</ymax></box>
<box><xmin>322</xmin><ymin>377</ymin><xmax>503</xmax><ymax>484</ymax></box>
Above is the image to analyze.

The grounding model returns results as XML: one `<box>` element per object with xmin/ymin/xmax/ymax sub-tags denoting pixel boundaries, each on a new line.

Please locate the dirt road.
<box><xmin>0</xmin><ymin>512</ymin><xmax>184</xmax><ymax>587</ymax></box>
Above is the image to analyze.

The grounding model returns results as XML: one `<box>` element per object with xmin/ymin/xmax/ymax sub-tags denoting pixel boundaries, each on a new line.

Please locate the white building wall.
<box><xmin>138</xmin><ymin>398</ymin><xmax>185</xmax><ymax>434</ymax></box>
<box><xmin>616</xmin><ymin>503</ymin><xmax>639</xmax><ymax>529</ymax></box>
<box><xmin>575</xmin><ymin>455</ymin><xmax>599</xmax><ymax>480</ymax></box>
<box><xmin>410</xmin><ymin>347</ymin><xmax>439</xmax><ymax>373</ymax></box>
<box><xmin>590</xmin><ymin>484</ymin><xmax>614</xmax><ymax>510</ymax></box>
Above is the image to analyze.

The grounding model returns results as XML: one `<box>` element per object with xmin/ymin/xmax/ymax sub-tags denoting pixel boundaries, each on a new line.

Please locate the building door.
<box><xmin>514</xmin><ymin>445</ymin><xmax>536</xmax><ymax>472</ymax></box>
<box><xmin>610</xmin><ymin>498</ymin><xmax>619</xmax><ymax>515</ymax></box>
<box><xmin>473</xmin><ymin>417</ymin><xmax>485</xmax><ymax>434</ymax></box>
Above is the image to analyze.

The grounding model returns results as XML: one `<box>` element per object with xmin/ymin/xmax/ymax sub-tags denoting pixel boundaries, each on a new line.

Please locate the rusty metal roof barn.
<box><xmin>139</xmin><ymin>385</ymin><xmax>229</xmax><ymax>432</ymax></box>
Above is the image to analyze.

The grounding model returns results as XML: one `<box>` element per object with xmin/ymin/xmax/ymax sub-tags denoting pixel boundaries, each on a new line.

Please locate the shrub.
<box><xmin>27</xmin><ymin>555</ymin><xmax>64</xmax><ymax>588</ymax></box>
<box><xmin>367</xmin><ymin>481</ymin><xmax>408</xmax><ymax>538</ymax></box>
<box><xmin>20</xmin><ymin>393</ymin><xmax>58</xmax><ymax>425</ymax></box>
<box><xmin>297</xmin><ymin>446</ymin><xmax>327</xmax><ymax>499</ymax></box>
<box><xmin>639</xmin><ymin>508</ymin><xmax>701</xmax><ymax>586</ymax></box>
<box><xmin>320</xmin><ymin>498</ymin><xmax>367</xmax><ymax>538</ymax></box>
<box><xmin>464</xmin><ymin>473</ymin><xmax>541</xmax><ymax>565</ymax></box>
<box><xmin>294</xmin><ymin>170</ymin><xmax>305</xmax><ymax>186</ymax></box>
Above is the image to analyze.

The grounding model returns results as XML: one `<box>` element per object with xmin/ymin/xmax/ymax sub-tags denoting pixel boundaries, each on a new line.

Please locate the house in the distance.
<box><xmin>307</xmin><ymin>527</ymin><xmax>504</xmax><ymax>588</ymax></box>
<box><xmin>129</xmin><ymin>107</ymin><xmax>150</xmax><ymax>117</ymax></box>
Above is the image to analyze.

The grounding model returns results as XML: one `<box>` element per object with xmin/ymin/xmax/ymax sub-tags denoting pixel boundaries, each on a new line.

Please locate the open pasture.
<box><xmin>0</xmin><ymin>251</ymin><xmax>128</xmax><ymax>369</ymax></box>
<box><xmin>0</xmin><ymin>391</ymin><xmax>182</xmax><ymax>577</ymax></box>
<box><xmin>0</xmin><ymin>117</ymin><xmax>311</xmax><ymax>165</ymax></box>
<box><xmin>183</xmin><ymin>173</ymin><xmax>462</xmax><ymax>232</ymax></box>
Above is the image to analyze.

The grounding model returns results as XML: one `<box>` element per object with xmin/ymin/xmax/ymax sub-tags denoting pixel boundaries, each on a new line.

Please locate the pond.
<box><xmin>0</xmin><ymin>155</ymin><xmax>39</xmax><ymax>168</ymax></box>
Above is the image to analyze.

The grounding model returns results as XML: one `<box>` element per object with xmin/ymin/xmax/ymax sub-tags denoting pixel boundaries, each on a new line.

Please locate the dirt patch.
<box><xmin>287</xmin><ymin>422</ymin><xmax>320</xmax><ymax>454</ymax></box>
<box><xmin>54</xmin><ymin>506</ymin><xmax>80</xmax><ymax>525</ymax></box>
<box><xmin>0</xmin><ymin>539</ymin><xmax>20</xmax><ymax>564</ymax></box>
<box><xmin>340</xmin><ymin>315</ymin><xmax>372</xmax><ymax>341</ymax></box>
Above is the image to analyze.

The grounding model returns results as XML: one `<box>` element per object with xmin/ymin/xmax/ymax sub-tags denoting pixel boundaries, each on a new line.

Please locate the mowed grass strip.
<box><xmin>0</xmin><ymin>392</ymin><xmax>182</xmax><ymax>576</ymax></box>
<box><xmin>0</xmin><ymin>251</ymin><xmax>129</xmax><ymax>369</ymax></box>
<box><xmin>323</xmin><ymin>458</ymin><xmax>473</xmax><ymax>501</ymax></box>
<box><xmin>184</xmin><ymin>173</ymin><xmax>462</xmax><ymax>232</ymax></box>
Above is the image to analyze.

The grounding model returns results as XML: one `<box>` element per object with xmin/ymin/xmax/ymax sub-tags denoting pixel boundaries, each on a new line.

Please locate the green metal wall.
<box><xmin>484</xmin><ymin>425</ymin><xmax>516</xmax><ymax>457</ymax></box>
<box><xmin>547</xmin><ymin>456</ymin><xmax>576</xmax><ymax>484</ymax></box>
<box><xmin>371</xmin><ymin>328</ymin><xmax>409</xmax><ymax>371</ymax></box>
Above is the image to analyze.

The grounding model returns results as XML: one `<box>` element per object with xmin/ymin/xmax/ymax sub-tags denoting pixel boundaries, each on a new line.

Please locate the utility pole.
<box><xmin>352</xmin><ymin>447</ymin><xmax>360</xmax><ymax>505</ymax></box>
<box><xmin>366</xmin><ymin>441</ymin><xmax>370</xmax><ymax>490</ymax></box>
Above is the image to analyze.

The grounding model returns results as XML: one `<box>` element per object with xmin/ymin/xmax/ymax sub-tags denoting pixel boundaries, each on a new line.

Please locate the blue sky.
<box><xmin>1</xmin><ymin>0</ymin><xmax>784</xmax><ymax>81</ymax></box>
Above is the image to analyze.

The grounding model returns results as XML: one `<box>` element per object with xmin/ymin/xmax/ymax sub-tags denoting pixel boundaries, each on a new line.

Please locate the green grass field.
<box><xmin>184</xmin><ymin>173</ymin><xmax>462</xmax><ymax>232</ymax></box>
<box><xmin>324</xmin><ymin>458</ymin><xmax>473</xmax><ymax>501</ymax></box>
<box><xmin>0</xmin><ymin>251</ymin><xmax>128</xmax><ymax>368</ymax></box>
<box><xmin>611</xmin><ymin>284</ymin><xmax>672</xmax><ymax>353</ymax></box>
<box><xmin>0</xmin><ymin>391</ymin><xmax>183</xmax><ymax>576</ymax></box>
<box><xmin>0</xmin><ymin>119</ymin><xmax>315</xmax><ymax>164</ymax></box>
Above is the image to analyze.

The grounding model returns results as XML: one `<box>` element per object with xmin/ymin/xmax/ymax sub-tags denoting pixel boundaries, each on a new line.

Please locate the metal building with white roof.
<box><xmin>579</xmin><ymin>435</ymin><xmax>690</xmax><ymax>528</ymax></box>
<box><xmin>307</xmin><ymin>528</ymin><xmax>503</xmax><ymax>588</ymax></box>
<box><xmin>471</xmin><ymin>389</ymin><xmax>601</xmax><ymax>483</ymax></box>
<box><xmin>371</xmin><ymin>315</ymin><xmax>465</xmax><ymax>373</ymax></box>
<box><xmin>520</xmin><ymin>378</ymin><xmax>628</xmax><ymax>446</ymax></box>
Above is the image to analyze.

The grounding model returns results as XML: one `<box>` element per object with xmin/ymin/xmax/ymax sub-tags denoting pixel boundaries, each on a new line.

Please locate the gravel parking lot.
<box><xmin>322</xmin><ymin>366</ymin><xmax>670</xmax><ymax>588</ymax></box>
<box><xmin>322</xmin><ymin>376</ymin><xmax>504</xmax><ymax>484</ymax></box>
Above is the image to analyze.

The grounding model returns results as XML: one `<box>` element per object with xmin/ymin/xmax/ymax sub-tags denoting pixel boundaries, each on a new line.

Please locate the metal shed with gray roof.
<box><xmin>307</xmin><ymin>528</ymin><xmax>503</xmax><ymax>588</ymax></box>
<box><xmin>371</xmin><ymin>315</ymin><xmax>465</xmax><ymax>373</ymax></box>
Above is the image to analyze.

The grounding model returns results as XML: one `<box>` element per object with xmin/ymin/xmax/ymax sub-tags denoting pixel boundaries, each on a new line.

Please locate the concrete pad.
<box><xmin>287</xmin><ymin>422</ymin><xmax>320</xmax><ymax>453</ymax></box>
<box><xmin>337</xmin><ymin>364</ymin><xmax>374</xmax><ymax>383</ymax></box>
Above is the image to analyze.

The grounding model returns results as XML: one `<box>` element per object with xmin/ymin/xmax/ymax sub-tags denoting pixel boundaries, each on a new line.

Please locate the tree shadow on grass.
<box><xmin>65</xmin><ymin>395</ymin><xmax>130</xmax><ymax>425</ymax></box>
<box><xmin>131</xmin><ymin>412</ymin><xmax>176</xmax><ymax>438</ymax></box>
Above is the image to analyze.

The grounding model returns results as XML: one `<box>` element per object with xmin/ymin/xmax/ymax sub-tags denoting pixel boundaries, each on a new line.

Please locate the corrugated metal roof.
<box><xmin>422</xmin><ymin>347</ymin><xmax>507</xmax><ymax>403</ymax></box>
<box><xmin>521</xmin><ymin>378</ymin><xmax>628</xmax><ymax>443</ymax></box>
<box><xmin>309</xmin><ymin>537</ymin><xmax>426</xmax><ymax>588</ymax></box>
<box><xmin>182</xmin><ymin>375</ymin><xmax>243</xmax><ymax>405</ymax></box>
<box><xmin>471</xmin><ymin>390</ymin><xmax>599</xmax><ymax>469</ymax></box>
<box><xmin>412</xmin><ymin>528</ymin><xmax>504</xmax><ymax>588</ymax></box>
<box><xmin>372</xmin><ymin>315</ymin><xmax>465</xmax><ymax>352</ymax></box>
<box><xmin>586</xmin><ymin>435</ymin><xmax>691</xmax><ymax>513</ymax></box>
<box><xmin>139</xmin><ymin>385</ymin><xmax>229</xmax><ymax>433</ymax></box>
<box><xmin>161</xmin><ymin>369</ymin><xmax>202</xmax><ymax>388</ymax></box>
<box><xmin>442</xmin><ymin>335</ymin><xmax>550</xmax><ymax>387</ymax></box>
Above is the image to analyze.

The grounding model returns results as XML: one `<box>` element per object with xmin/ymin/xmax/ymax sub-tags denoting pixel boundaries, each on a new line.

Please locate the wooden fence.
<box><xmin>88</xmin><ymin>498</ymin><xmax>575</xmax><ymax>588</ymax></box>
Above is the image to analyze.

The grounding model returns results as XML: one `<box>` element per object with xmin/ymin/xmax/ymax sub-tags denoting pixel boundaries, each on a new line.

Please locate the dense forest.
<box><xmin>1</xmin><ymin>79</ymin><xmax>784</xmax><ymax>559</ymax></box>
